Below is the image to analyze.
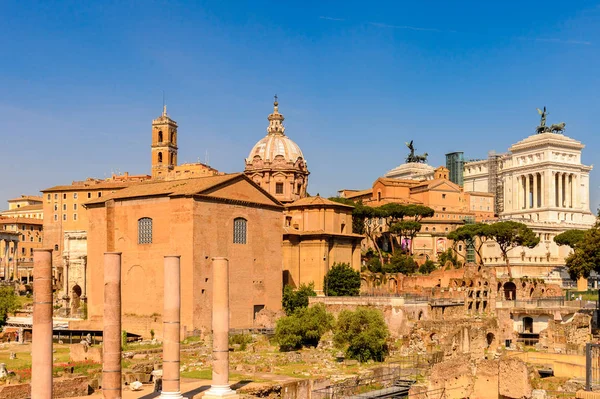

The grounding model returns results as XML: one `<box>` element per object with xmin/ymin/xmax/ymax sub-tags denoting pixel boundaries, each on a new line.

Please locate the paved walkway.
<box><xmin>70</xmin><ymin>379</ymin><xmax>261</xmax><ymax>398</ymax></box>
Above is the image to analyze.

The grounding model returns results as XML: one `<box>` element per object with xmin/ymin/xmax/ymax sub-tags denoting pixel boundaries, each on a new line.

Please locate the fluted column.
<box><xmin>103</xmin><ymin>252</ymin><xmax>122</xmax><ymax>399</ymax></box>
<box><xmin>160</xmin><ymin>255</ymin><xmax>184</xmax><ymax>399</ymax></box>
<box><xmin>32</xmin><ymin>249</ymin><xmax>53</xmax><ymax>399</ymax></box>
<box><xmin>204</xmin><ymin>258</ymin><xmax>239</xmax><ymax>399</ymax></box>
<box><xmin>574</xmin><ymin>174</ymin><xmax>580</xmax><ymax>208</ymax></box>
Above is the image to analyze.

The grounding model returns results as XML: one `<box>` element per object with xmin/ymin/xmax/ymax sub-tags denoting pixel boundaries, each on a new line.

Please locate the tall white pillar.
<box><xmin>525</xmin><ymin>175</ymin><xmax>531</xmax><ymax>209</ymax></box>
<box><xmin>533</xmin><ymin>173</ymin><xmax>538</xmax><ymax>208</ymax></box>
<box><xmin>568</xmin><ymin>174</ymin><xmax>573</xmax><ymax>208</ymax></box>
<box><xmin>558</xmin><ymin>173</ymin><xmax>563</xmax><ymax>208</ymax></box>
<box><xmin>574</xmin><ymin>174</ymin><xmax>580</xmax><ymax>208</ymax></box>
<box><xmin>540</xmin><ymin>172</ymin><xmax>545</xmax><ymax>208</ymax></box>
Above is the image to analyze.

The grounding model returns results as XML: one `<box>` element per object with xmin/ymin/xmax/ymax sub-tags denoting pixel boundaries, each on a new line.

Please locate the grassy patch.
<box><xmin>181</xmin><ymin>368</ymin><xmax>212</xmax><ymax>380</ymax></box>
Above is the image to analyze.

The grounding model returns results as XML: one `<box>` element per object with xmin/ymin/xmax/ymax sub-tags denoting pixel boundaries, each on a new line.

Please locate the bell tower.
<box><xmin>151</xmin><ymin>105</ymin><xmax>178</xmax><ymax>179</ymax></box>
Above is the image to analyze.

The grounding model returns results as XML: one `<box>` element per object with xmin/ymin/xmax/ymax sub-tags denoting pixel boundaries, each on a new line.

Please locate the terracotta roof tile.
<box><xmin>286</xmin><ymin>196</ymin><xmax>354</xmax><ymax>209</ymax></box>
<box><xmin>84</xmin><ymin>173</ymin><xmax>264</xmax><ymax>205</ymax></box>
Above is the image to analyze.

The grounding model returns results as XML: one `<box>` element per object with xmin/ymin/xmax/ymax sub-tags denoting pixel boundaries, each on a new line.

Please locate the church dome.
<box><xmin>246</xmin><ymin>99</ymin><xmax>306</xmax><ymax>165</ymax></box>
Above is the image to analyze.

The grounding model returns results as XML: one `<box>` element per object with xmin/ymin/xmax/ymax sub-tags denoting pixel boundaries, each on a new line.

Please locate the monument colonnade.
<box><xmin>31</xmin><ymin>250</ymin><xmax>239</xmax><ymax>398</ymax></box>
<box><xmin>515</xmin><ymin>171</ymin><xmax>579</xmax><ymax>210</ymax></box>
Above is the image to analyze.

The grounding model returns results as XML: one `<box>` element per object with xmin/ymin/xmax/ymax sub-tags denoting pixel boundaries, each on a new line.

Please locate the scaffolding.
<box><xmin>487</xmin><ymin>151</ymin><xmax>504</xmax><ymax>215</ymax></box>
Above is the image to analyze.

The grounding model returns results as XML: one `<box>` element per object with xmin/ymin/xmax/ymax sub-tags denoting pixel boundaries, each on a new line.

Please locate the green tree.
<box><xmin>447</xmin><ymin>223</ymin><xmax>492</xmax><ymax>265</ymax></box>
<box><xmin>488</xmin><ymin>221</ymin><xmax>540</xmax><ymax>277</ymax></box>
<box><xmin>275</xmin><ymin>304</ymin><xmax>334</xmax><ymax>351</ymax></box>
<box><xmin>563</xmin><ymin>227</ymin><xmax>600</xmax><ymax>280</ymax></box>
<box><xmin>282</xmin><ymin>283</ymin><xmax>317</xmax><ymax>315</ymax></box>
<box><xmin>334</xmin><ymin>307</ymin><xmax>389</xmax><ymax>362</ymax></box>
<box><xmin>389</xmin><ymin>220</ymin><xmax>422</xmax><ymax>255</ymax></box>
<box><xmin>437</xmin><ymin>248</ymin><xmax>459</xmax><ymax>269</ymax></box>
<box><xmin>404</xmin><ymin>204</ymin><xmax>435</xmax><ymax>222</ymax></box>
<box><xmin>0</xmin><ymin>287</ymin><xmax>19</xmax><ymax>326</ymax></box>
<box><xmin>419</xmin><ymin>260</ymin><xmax>437</xmax><ymax>275</ymax></box>
<box><xmin>554</xmin><ymin>229</ymin><xmax>586</xmax><ymax>249</ymax></box>
<box><xmin>379</xmin><ymin>203</ymin><xmax>408</xmax><ymax>252</ymax></box>
<box><xmin>324</xmin><ymin>263</ymin><xmax>361</xmax><ymax>296</ymax></box>
<box><xmin>384</xmin><ymin>252</ymin><xmax>418</xmax><ymax>275</ymax></box>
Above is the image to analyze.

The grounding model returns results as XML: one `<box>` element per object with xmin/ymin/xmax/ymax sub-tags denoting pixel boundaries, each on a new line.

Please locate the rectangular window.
<box><xmin>63</xmin><ymin>193</ymin><xmax>67</xmax><ymax>199</ymax></box>
<box><xmin>73</xmin><ymin>214</ymin><xmax>77</xmax><ymax>221</ymax></box>
<box><xmin>73</xmin><ymin>204</ymin><xmax>77</xmax><ymax>210</ymax></box>
<box><xmin>98</xmin><ymin>192</ymin><xmax>102</xmax><ymax>198</ymax></box>
<box><xmin>30</xmin><ymin>236</ymin><xmax>33</xmax><ymax>242</ymax></box>
<box><xmin>442</xmin><ymin>194</ymin><xmax>446</xmax><ymax>199</ymax></box>
<box><xmin>54</xmin><ymin>204</ymin><xmax>58</xmax><ymax>211</ymax></box>
<box><xmin>63</xmin><ymin>204</ymin><xmax>67</xmax><ymax>211</ymax></box>
<box><xmin>73</xmin><ymin>193</ymin><xmax>78</xmax><ymax>200</ymax></box>
<box><xmin>54</xmin><ymin>194</ymin><xmax>58</xmax><ymax>200</ymax></box>
<box><xmin>275</xmin><ymin>182</ymin><xmax>284</xmax><ymax>194</ymax></box>
<box><xmin>63</xmin><ymin>214</ymin><xmax>67</xmax><ymax>221</ymax></box>
<box><xmin>233</xmin><ymin>218</ymin><xmax>247</xmax><ymax>244</ymax></box>
<box><xmin>47</xmin><ymin>194</ymin><xmax>51</xmax><ymax>200</ymax></box>
<box><xmin>54</xmin><ymin>214</ymin><xmax>58</xmax><ymax>221</ymax></box>
<box><xmin>88</xmin><ymin>192</ymin><xmax>91</xmax><ymax>199</ymax></box>
<box><xmin>138</xmin><ymin>217</ymin><xmax>153</xmax><ymax>244</ymax></box>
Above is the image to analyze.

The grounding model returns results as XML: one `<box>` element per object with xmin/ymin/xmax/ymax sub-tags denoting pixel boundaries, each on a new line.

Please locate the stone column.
<box><xmin>12</xmin><ymin>240</ymin><xmax>18</xmax><ymax>281</ymax></box>
<box><xmin>574</xmin><ymin>174</ymin><xmax>580</xmax><ymax>208</ymax></box>
<box><xmin>568</xmin><ymin>174</ymin><xmax>573</xmax><ymax>208</ymax></box>
<box><xmin>160</xmin><ymin>255</ymin><xmax>184</xmax><ymax>399</ymax></box>
<box><xmin>558</xmin><ymin>173</ymin><xmax>563</xmax><ymax>208</ymax></box>
<box><xmin>540</xmin><ymin>172</ymin><xmax>545</xmax><ymax>208</ymax></box>
<box><xmin>525</xmin><ymin>174</ymin><xmax>531</xmax><ymax>209</ymax></box>
<box><xmin>32</xmin><ymin>248</ymin><xmax>53</xmax><ymax>399</ymax></box>
<box><xmin>3</xmin><ymin>240</ymin><xmax>8</xmax><ymax>281</ymax></box>
<box><xmin>63</xmin><ymin>258</ymin><xmax>70</xmax><ymax>312</ymax></box>
<box><xmin>204</xmin><ymin>258</ymin><xmax>238</xmax><ymax>399</ymax></box>
<box><xmin>516</xmin><ymin>176</ymin><xmax>521</xmax><ymax>210</ymax></box>
<box><xmin>82</xmin><ymin>257</ymin><xmax>88</xmax><ymax>301</ymax></box>
<box><xmin>103</xmin><ymin>252</ymin><xmax>122</xmax><ymax>399</ymax></box>
<box><xmin>533</xmin><ymin>173</ymin><xmax>538</xmax><ymax>208</ymax></box>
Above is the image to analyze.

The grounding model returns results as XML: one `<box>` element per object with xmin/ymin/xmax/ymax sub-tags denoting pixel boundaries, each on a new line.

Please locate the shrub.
<box><xmin>121</xmin><ymin>330</ymin><xmax>128</xmax><ymax>349</ymax></box>
<box><xmin>365</xmin><ymin>258</ymin><xmax>382</xmax><ymax>273</ymax></box>
<box><xmin>229</xmin><ymin>333</ymin><xmax>253</xmax><ymax>351</ymax></box>
<box><xmin>419</xmin><ymin>260</ymin><xmax>437</xmax><ymax>275</ymax></box>
<box><xmin>334</xmin><ymin>307</ymin><xmax>389</xmax><ymax>362</ymax></box>
<box><xmin>385</xmin><ymin>252</ymin><xmax>418</xmax><ymax>275</ymax></box>
<box><xmin>275</xmin><ymin>304</ymin><xmax>334</xmax><ymax>351</ymax></box>
<box><xmin>324</xmin><ymin>263</ymin><xmax>361</xmax><ymax>296</ymax></box>
<box><xmin>0</xmin><ymin>287</ymin><xmax>19</xmax><ymax>326</ymax></box>
<box><xmin>282</xmin><ymin>282</ymin><xmax>317</xmax><ymax>315</ymax></box>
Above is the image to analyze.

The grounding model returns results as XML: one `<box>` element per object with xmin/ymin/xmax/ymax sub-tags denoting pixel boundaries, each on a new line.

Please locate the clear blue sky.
<box><xmin>2</xmin><ymin>1</ymin><xmax>600</xmax><ymax>211</ymax></box>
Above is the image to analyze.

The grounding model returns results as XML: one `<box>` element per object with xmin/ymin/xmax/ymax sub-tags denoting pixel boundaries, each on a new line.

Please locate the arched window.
<box><xmin>158</xmin><ymin>152</ymin><xmax>163</xmax><ymax>163</ymax></box>
<box><xmin>170</xmin><ymin>131</ymin><xmax>175</xmax><ymax>143</ymax></box>
<box><xmin>233</xmin><ymin>218</ymin><xmax>247</xmax><ymax>244</ymax></box>
<box><xmin>138</xmin><ymin>217</ymin><xmax>153</xmax><ymax>244</ymax></box>
<box><xmin>170</xmin><ymin>153</ymin><xmax>174</xmax><ymax>165</ymax></box>
<box><xmin>158</xmin><ymin>131</ymin><xmax>163</xmax><ymax>142</ymax></box>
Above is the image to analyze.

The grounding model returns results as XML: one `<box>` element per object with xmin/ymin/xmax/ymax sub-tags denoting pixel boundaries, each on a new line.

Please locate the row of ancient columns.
<box><xmin>1</xmin><ymin>238</ymin><xmax>19</xmax><ymax>281</ymax></box>
<box><xmin>516</xmin><ymin>171</ymin><xmax>578</xmax><ymax>210</ymax></box>
<box><xmin>31</xmin><ymin>250</ymin><xmax>237</xmax><ymax>399</ymax></box>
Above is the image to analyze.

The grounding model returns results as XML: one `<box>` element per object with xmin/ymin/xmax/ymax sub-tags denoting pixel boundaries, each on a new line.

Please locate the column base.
<box><xmin>203</xmin><ymin>385</ymin><xmax>239</xmax><ymax>399</ymax></box>
<box><xmin>159</xmin><ymin>391</ymin><xmax>185</xmax><ymax>399</ymax></box>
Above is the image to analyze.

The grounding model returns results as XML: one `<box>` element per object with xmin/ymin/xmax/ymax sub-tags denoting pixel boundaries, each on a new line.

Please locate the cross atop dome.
<box><xmin>267</xmin><ymin>95</ymin><xmax>285</xmax><ymax>135</ymax></box>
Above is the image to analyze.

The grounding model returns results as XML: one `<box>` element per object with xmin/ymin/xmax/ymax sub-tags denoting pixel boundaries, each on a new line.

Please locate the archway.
<box><xmin>503</xmin><ymin>282</ymin><xmax>517</xmax><ymax>300</ymax></box>
<box><xmin>523</xmin><ymin>317</ymin><xmax>534</xmax><ymax>333</ymax></box>
<box><xmin>486</xmin><ymin>332</ymin><xmax>495</xmax><ymax>348</ymax></box>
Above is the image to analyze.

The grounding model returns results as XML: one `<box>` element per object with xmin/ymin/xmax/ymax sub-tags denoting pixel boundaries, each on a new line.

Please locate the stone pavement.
<box><xmin>70</xmin><ymin>378</ymin><xmax>262</xmax><ymax>399</ymax></box>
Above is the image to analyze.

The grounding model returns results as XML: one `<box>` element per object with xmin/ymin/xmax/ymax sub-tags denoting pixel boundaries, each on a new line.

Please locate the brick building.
<box><xmin>82</xmin><ymin>173</ymin><xmax>284</xmax><ymax>336</ymax></box>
